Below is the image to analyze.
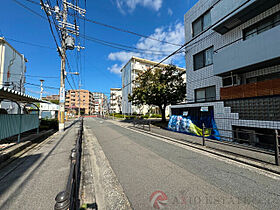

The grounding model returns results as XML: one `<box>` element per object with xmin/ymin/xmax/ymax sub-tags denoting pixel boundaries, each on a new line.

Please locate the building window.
<box><xmin>193</xmin><ymin>47</ymin><xmax>213</xmax><ymax>70</ymax></box>
<box><xmin>243</xmin><ymin>12</ymin><xmax>280</xmax><ymax>40</ymax></box>
<box><xmin>222</xmin><ymin>75</ymin><xmax>238</xmax><ymax>87</ymax></box>
<box><xmin>192</xmin><ymin>10</ymin><xmax>211</xmax><ymax>37</ymax></box>
<box><xmin>246</xmin><ymin>72</ymin><xmax>280</xmax><ymax>84</ymax></box>
<box><xmin>195</xmin><ymin>86</ymin><xmax>216</xmax><ymax>102</ymax></box>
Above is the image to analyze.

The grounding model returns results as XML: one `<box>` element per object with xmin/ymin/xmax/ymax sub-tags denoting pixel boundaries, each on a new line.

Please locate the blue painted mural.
<box><xmin>167</xmin><ymin>113</ymin><xmax>220</xmax><ymax>140</ymax></box>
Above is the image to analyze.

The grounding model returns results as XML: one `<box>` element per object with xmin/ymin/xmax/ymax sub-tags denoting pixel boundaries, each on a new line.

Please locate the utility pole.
<box><xmin>58</xmin><ymin>1</ymin><xmax>67</xmax><ymax>132</ymax></box>
<box><xmin>39</xmin><ymin>79</ymin><xmax>44</xmax><ymax>119</ymax></box>
<box><xmin>41</xmin><ymin>0</ymin><xmax>86</xmax><ymax>131</ymax></box>
<box><xmin>40</xmin><ymin>79</ymin><xmax>44</xmax><ymax>100</ymax></box>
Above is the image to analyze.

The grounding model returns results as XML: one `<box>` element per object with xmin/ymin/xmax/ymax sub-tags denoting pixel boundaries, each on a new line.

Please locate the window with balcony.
<box><xmin>192</xmin><ymin>10</ymin><xmax>211</xmax><ymax>37</ymax></box>
<box><xmin>193</xmin><ymin>47</ymin><xmax>213</xmax><ymax>70</ymax></box>
<box><xmin>222</xmin><ymin>75</ymin><xmax>238</xmax><ymax>87</ymax></box>
<box><xmin>195</xmin><ymin>86</ymin><xmax>216</xmax><ymax>102</ymax></box>
<box><xmin>243</xmin><ymin>11</ymin><xmax>280</xmax><ymax>40</ymax></box>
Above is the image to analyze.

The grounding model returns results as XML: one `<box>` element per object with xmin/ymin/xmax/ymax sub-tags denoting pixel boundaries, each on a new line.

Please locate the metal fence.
<box><xmin>0</xmin><ymin>114</ymin><xmax>39</xmax><ymax>141</ymax></box>
<box><xmin>201</xmin><ymin>124</ymin><xmax>280</xmax><ymax>166</ymax></box>
<box><xmin>54</xmin><ymin>118</ymin><xmax>83</xmax><ymax>210</ymax></box>
<box><xmin>131</xmin><ymin>119</ymin><xmax>280</xmax><ymax>166</ymax></box>
<box><xmin>133</xmin><ymin>119</ymin><xmax>151</xmax><ymax>131</ymax></box>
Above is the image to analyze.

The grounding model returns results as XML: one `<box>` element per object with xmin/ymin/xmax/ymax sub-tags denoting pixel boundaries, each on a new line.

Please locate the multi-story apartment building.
<box><xmin>110</xmin><ymin>88</ymin><xmax>122</xmax><ymax>114</ymax></box>
<box><xmin>171</xmin><ymin>0</ymin><xmax>280</xmax><ymax>147</ymax></box>
<box><xmin>65</xmin><ymin>89</ymin><xmax>94</xmax><ymax>115</ymax></box>
<box><xmin>121</xmin><ymin>56</ymin><xmax>185</xmax><ymax>116</ymax></box>
<box><xmin>0</xmin><ymin>38</ymin><xmax>27</xmax><ymax>114</ymax></box>
<box><xmin>92</xmin><ymin>92</ymin><xmax>109</xmax><ymax>115</ymax></box>
<box><xmin>42</xmin><ymin>94</ymin><xmax>59</xmax><ymax>102</ymax></box>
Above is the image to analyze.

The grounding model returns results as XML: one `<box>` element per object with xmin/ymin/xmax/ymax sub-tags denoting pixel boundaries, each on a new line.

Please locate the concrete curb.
<box><xmin>0</xmin><ymin>130</ymin><xmax>55</xmax><ymax>165</ymax></box>
<box><xmin>84</xmin><ymin>127</ymin><xmax>132</xmax><ymax>210</ymax></box>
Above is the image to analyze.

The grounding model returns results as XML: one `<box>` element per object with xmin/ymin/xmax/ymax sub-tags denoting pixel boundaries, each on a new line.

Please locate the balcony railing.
<box><xmin>221</xmin><ymin>78</ymin><xmax>280</xmax><ymax>100</ymax></box>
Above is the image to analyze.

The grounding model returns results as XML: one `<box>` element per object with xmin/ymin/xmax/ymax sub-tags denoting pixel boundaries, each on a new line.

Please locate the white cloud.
<box><xmin>108</xmin><ymin>22</ymin><xmax>185</xmax><ymax>75</ymax></box>
<box><xmin>115</xmin><ymin>0</ymin><xmax>163</xmax><ymax>14</ymax></box>
<box><xmin>108</xmin><ymin>64</ymin><xmax>123</xmax><ymax>74</ymax></box>
<box><xmin>167</xmin><ymin>8</ymin><xmax>173</xmax><ymax>16</ymax></box>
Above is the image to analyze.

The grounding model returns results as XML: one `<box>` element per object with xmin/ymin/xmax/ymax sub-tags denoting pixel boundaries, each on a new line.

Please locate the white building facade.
<box><xmin>121</xmin><ymin>56</ymin><xmax>185</xmax><ymax>116</ymax></box>
<box><xmin>0</xmin><ymin>38</ymin><xmax>27</xmax><ymax>114</ymax></box>
<box><xmin>93</xmin><ymin>92</ymin><xmax>109</xmax><ymax>115</ymax></box>
<box><xmin>171</xmin><ymin>0</ymin><xmax>280</xmax><ymax>147</ymax></box>
<box><xmin>110</xmin><ymin>88</ymin><xmax>122</xmax><ymax>114</ymax></box>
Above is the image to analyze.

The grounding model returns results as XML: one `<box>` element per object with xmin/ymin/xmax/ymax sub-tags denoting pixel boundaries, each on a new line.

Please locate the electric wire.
<box><xmin>21</xmin><ymin>0</ymin><xmax>183</xmax><ymax>47</ymax></box>
<box><xmin>26</xmin><ymin>82</ymin><xmax>59</xmax><ymax>89</ymax></box>
<box><xmin>13</xmin><ymin>1</ymin><xmax>184</xmax><ymax>56</ymax></box>
<box><xmin>121</xmin><ymin>0</ymin><xmax>252</xmax><ymax>90</ymax></box>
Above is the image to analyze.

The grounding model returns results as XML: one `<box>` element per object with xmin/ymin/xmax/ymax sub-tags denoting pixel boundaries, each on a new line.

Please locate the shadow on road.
<box><xmin>0</xmin><ymin>126</ymin><xmax>72</xmax><ymax>209</ymax></box>
<box><xmin>0</xmin><ymin>154</ymin><xmax>41</xmax><ymax>197</ymax></box>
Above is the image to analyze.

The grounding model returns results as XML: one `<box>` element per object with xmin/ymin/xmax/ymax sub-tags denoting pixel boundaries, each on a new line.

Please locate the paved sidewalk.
<box><xmin>108</xmin><ymin>119</ymin><xmax>280</xmax><ymax>174</ymax></box>
<box><xmin>0</xmin><ymin>120</ymin><xmax>80</xmax><ymax>210</ymax></box>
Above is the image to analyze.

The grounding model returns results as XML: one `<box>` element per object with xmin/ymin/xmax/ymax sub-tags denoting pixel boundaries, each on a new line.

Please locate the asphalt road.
<box><xmin>0</xmin><ymin>121</ymin><xmax>79</xmax><ymax>210</ymax></box>
<box><xmin>85</xmin><ymin>118</ymin><xmax>280</xmax><ymax>210</ymax></box>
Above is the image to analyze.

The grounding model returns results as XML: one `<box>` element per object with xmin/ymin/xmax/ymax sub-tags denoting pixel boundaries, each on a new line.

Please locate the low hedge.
<box><xmin>40</xmin><ymin>119</ymin><xmax>58</xmax><ymax>131</ymax></box>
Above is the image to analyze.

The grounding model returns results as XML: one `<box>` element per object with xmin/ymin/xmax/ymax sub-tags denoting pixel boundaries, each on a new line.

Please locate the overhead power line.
<box><xmin>80</xmin><ymin>34</ymin><xmax>177</xmax><ymax>54</ymax></box>
<box><xmin>26</xmin><ymin>82</ymin><xmax>59</xmax><ymax>90</ymax></box>
<box><xmin>20</xmin><ymin>0</ymin><xmax>182</xmax><ymax>47</ymax></box>
<box><xmin>70</xmin><ymin>14</ymin><xmax>183</xmax><ymax>47</ymax></box>
<box><xmin>5</xmin><ymin>37</ymin><xmax>56</xmax><ymax>49</ymax></box>
<box><xmin>14</xmin><ymin>1</ymin><xmax>184</xmax><ymax>56</ymax></box>
<box><xmin>0</xmin><ymin>71</ymin><xmax>58</xmax><ymax>78</ymax></box>
<box><xmin>121</xmin><ymin>0</ymin><xmax>252</xmax><ymax>90</ymax></box>
<box><xmin>81</xmin><ymin>35</ymin><xmax>177</xmax><ymax>56</ymax></box>
<box><xmin>12</xmin><ymin>0</ymin><xmax>82</xmax><ymax>90</ymax></box>
<box><xmin>12</xmin><ymin>0</ymin><xmax>46</xmax><ymax>20</ymax></box>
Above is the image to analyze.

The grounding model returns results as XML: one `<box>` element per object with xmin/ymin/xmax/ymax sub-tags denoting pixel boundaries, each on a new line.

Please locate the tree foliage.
<box><xmin>128</xmin><ymin>65</ymin><xmax>186</xmax><ymax>122</ymax></box>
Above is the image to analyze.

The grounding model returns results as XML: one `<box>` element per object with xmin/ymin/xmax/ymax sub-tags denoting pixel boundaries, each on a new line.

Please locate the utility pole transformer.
<box><xmin>41</xmin><ymin>0</ymin><xmax>86</xmax><ymax>131</ymax></box>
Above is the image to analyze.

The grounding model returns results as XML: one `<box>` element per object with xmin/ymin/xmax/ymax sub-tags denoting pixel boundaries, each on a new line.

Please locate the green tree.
<box><xmin>128</xmin><ymin>65</ymin><xmax>186</xmax><ymax>122</ymax></box>
<box><xmin>49</xmin><ymin>99</ymin><xmax>59</xmax><ymax>105</ymax></box>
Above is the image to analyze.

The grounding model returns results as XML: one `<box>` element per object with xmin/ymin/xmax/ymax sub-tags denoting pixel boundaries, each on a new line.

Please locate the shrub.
<box><xmin>40</xmin><ymin>119</ymin><xmax>58</xmax><ymax>131</ymax></box>
<box><xmin>143</xmin><ymin>114</ymin><xmax>149</xmax><ymax>119</ymax></box>
<box><xmin>151</xmin><ymin>114</ymin><xmax>162</xmax><ymax>118</ymax></box>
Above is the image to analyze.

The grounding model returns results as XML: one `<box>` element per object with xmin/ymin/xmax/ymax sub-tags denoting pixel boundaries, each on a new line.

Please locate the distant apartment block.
<box><xmin>65</xmin><ymin>89</ymin><xmax>94</xmax><ymax>115</ymax></box>
<box><xmin>110</xmin><ymin>88</ymin><xmax>122</xmax><ymax>114</ymax></box>
<box><xmin>42</xmin><ymin>94</ymin><xmax>59</xmax><ymax>102</ymax></box>
<box><xmin>171</xmin><ymin>0</ymin><xmax>280</xmax><ymax>147</ymax></box>
<box><xmin>92</xmin><ymin>92</ymin><xmax>109</xmax><ymax>115</ymax></box>
<box><xmin>121</xmin><ymin>56</ymin><xmax>185</xmax><ymax>116</ymax></box>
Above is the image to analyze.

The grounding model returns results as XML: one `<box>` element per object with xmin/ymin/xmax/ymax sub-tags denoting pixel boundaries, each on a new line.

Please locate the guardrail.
<box><xmin>54</xmin><ymin>118</ymin><xmax>83</xmax><ymax>210</ymax></box>
<box><xmin>133</xmin><ymin>119</ymin><xmax>151</xmax><ymax>131</ymax></box>
<box><xmin>201</xmin><ymin>124</ymin><xmax>280</xmax><ymax>166</ymax></box>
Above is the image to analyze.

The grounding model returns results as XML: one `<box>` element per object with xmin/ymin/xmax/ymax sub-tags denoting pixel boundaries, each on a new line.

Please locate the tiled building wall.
<box><xmin>185</xmin><ymin>1</ymin><xmax>280</xmax><ymax>102</ymax></box>
<box><xmin>183</xmin><ymin>0</ymin><xmax>280</xmax><ymax>140</ymax></box>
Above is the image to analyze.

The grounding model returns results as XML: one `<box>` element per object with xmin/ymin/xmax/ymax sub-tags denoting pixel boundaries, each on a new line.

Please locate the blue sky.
<box><xmin>0</xmin><ymin>0</ymin><xmax>198</xmax><ymax>98</ymax></box>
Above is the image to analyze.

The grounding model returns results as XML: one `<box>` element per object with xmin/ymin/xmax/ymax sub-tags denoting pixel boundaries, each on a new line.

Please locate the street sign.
<box><xmin>200</xmin><ymin>106</ymin><xmax>208</xmax><ymax>112</ymax></box>
<box><xmin>60</xmin><ymin>87</ymin><xmax>65</xmax><ymax>103</ymax></box>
